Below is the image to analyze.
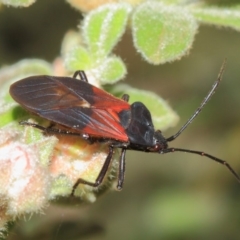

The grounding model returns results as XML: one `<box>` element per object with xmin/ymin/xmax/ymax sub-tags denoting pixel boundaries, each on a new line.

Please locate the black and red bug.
<box><xmin>9</xmin><ymin>63</ymin><xmax>240</xmax><ymax>195</ymax></box>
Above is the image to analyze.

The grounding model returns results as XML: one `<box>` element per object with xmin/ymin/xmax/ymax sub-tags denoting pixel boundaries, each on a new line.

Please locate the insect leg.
<box><xmin>72</xmin><ymin>70</ymin><xmax>88</xmax><ymax>82</ymax></box>
<box><xmin>19</xmin><ymin>121</ymin><xmax>90</xmax><ymax>140</ymax></box>
<box><xmin>121</xmin><ymin>94</ymin><xmax>129</xmax><ymax>102</ymax></box>
<box><xmin>117</xmin><ymin>148</ymin><xmax>127</xmax><ymax>190</ymax></box>
<box><xmin>71</xmin><ymin>146</ymin><xmax>114</xmax><ymax>195</ymax></box>
<box><xmin>161</xmin><ymin>147</ymin><xmax>240</xmax><ymax>183</ymax></box>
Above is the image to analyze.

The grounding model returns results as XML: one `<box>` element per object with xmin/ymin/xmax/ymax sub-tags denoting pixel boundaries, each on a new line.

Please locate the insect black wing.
<box><xmin>10</xmin><ymin>75</ymin><xmax>130</xmax><ymax>141</ymax></box>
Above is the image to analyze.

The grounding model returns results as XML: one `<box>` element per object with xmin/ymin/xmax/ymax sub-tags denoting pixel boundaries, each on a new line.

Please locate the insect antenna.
<box><xmin>161</xmin><ymin>147</ymin><xmax>240</xmax><ymax>183</ymax></box>
<box><xmin>167</xmin><ymin>60</ymin><xmax>226</xmax><ymax>142</ymax></box>
<box><xmin>162</xmin><ymin>60</ymin><xmax>240</xmax><ymax>183</ymax></box>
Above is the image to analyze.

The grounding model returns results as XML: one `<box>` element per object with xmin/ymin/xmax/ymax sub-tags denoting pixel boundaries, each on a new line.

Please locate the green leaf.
<box><xmin>98</xmin><ymin>56</ymin><xmax>127</xmax><ymax>84</ymax></box>
<box><xmin>0</xmin><ymin>59</ymin><xmax>52</xmax><ymax>103</ymax></box>
<box><xmin>109</xmin><ymin>84</ymin><xmax>179</xmax><ymax>131</ymax></box>
<box><xmin>24</xmin><ymin>122</ymin><xmax>45</xmax><ymax>144</ymax></box>
<box><xmin>61</xmin><ymin>30</ymin><xmax>84</xmax><ymax>57</ymax></box>
<box><xmin>64</xmin><ymin>46</ymin><xmax>93</xmax><ymax>71</ymax></box>
<box><xmin>132</xmin><ymin>2</ymin><xmax>198</xmax><ymax>64</ymax></box>
<box><xmin>0</xmin><ymin>59</ymin><xmax>52</xmax><ymax>127</ymax></box>
<box><xmin>83</xmin><ymin>3</ymin><xmax>132</xmax><ymax>58</ymax></box>
<box><xmin>1</xmin><ymin>0</ymin><xmax>36</xmax><ymax>7</ymax></box>
<box><xmin>49</xmin><ymin>175</ymin><xmax>72</xmax><ymax>198</ymax></box>
<box><xmin>0</xmin><ymin>106</ymin><xmax>27</xmax><ymax>128</ymax></box>
<box><xmin>190</xmin><ymin>5</ymin><xmax>240</xmax><ymax>31</ymax></box>
<box><xmin>0</xmin><ymin>59</ymin><xmax>52</xmax><ymax>81</ymax></box>
<box><xmin>0</xmin><ymin>109</ymin><xmax>14</xmax><ymax>128</ymax></box>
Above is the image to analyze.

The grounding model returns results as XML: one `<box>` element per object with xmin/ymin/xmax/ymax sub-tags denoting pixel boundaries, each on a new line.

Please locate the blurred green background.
<box><xmin>1</xmin><ymin>0</ymin><xmax>240</xmax><ymax>239</ymax></box>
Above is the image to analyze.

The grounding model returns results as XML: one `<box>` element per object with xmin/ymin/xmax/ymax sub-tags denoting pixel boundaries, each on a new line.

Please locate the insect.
<box><xmin>9</xmin><ymin>62</ymin><xmax>240</xmax><ymax>195</ymax></box>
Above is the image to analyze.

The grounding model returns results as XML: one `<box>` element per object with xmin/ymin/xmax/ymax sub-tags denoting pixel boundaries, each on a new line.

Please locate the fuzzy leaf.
<box><xmin>83</xmin><ymin>3</ymin><xmax>132</xmax><ymax>58</ymax></box>
<box><xmin>190</xmin><ymin>5</ymin><xmax>240</xmax><ymax>31</ymax></box>
<box><xmin>0</xmin><ymin>59</ymin><xmax>52</xmax><ymax>85</ymax></box>
<box><xmin>23</xmin><ymin>122</ymin><xmax>45</xmax><ymax>144</ymax></box>
<box><xmin>0</xmin><ymin>107</ymin><xmax>27</xmax><ymax>128</ymax></box>
<box><xmin>49</xmin><ymin>175</ymin><xmax>72</xmax><ymax>198</ymax></box>
<box><xmin>64</xmin><ymin>46</ymin><xmax>92</xmax><ymax>71</ymax></box>
<box><xmin>98</xmin><ymin>56</ymin><xmax>127</xmax><ymax>84</ymax></box>
<box><xmin>1</xmin><ymin>0</ymin><xmax>36</xmax><ymax>7</ymax></box>
<box><xmin>0</xmin><ymin>59</ymin><xmax>52</xmax><ymax>127</ymax></box>
<box><xmin>132</xmin><ymin>2</ymin><xmax>198</xmax><ymax>64</ymax></box>
<box><xmin>61</xmin><ymin>30</ymin><xmax>84</xmax><ymax>57</ymax></box>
